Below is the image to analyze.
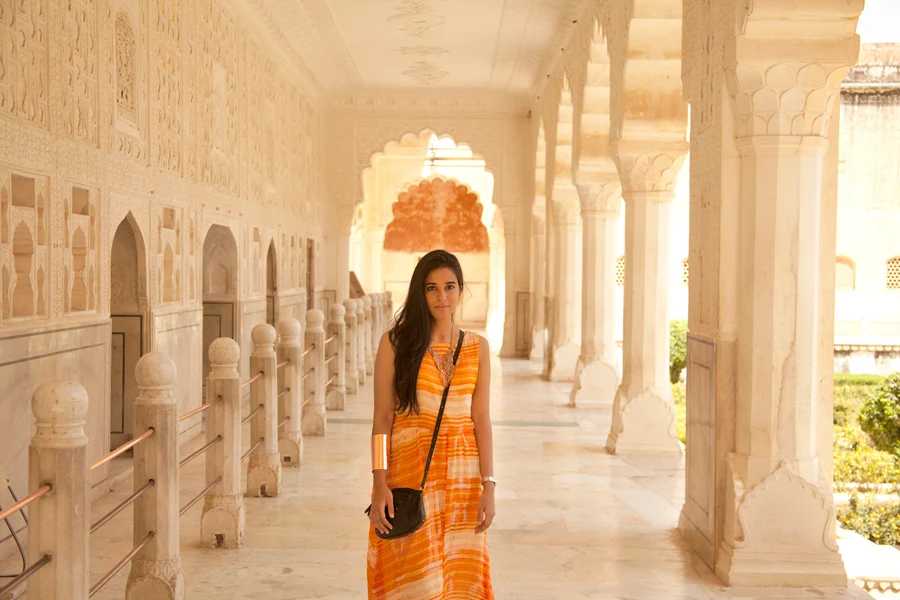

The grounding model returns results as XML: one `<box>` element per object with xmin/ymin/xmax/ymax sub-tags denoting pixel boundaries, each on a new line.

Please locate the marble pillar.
<box><xmin>606</xmin><ymin>140</ymin><xmax>686</xmax><ymax>454</ymax></box>
<box><xmin>127</xmin><ymin>353</ymin><xmax>185</xmax><ymax>600</ymax></box>
<box><xmin>303</xmin><ymin>309</ymin><xmax>327</xmax><ymax>436</ymax></box>
<box><xmin>326</xmin><ymin>303</ymin><xmax>346</xmax><ymax>410</ymax></box>
<box><xmin>247</xmin><ymin>324</ymin><xmax>281</xmax><ymax>498</ymax></box>
<box><xmin>355</xmin><ymin>299</ymin><xmax>367</xmax><ymax>385</ymax></box>
<box><xmin>570</xmin><ymin>181</ymin><xmax>621</xmax><ymax>407</ymax></box>
<box><xmin>546</xmin><ymin>184</ymin><xmax>581</xmax><ymax>382</ymax></box>
<box><xmin>363</xmin><ymin>296</ymin><xmax>374</xmax><ymax>376</ymax></box>
<box><xmin>530</xmin><ymin>209</ymin><xmax>546</xmax><ymax>359</ymax></box>
<box><xmin>715</xmin><ymin>38</ymin><xmax>861</xmax><ymax>586</ymax></box>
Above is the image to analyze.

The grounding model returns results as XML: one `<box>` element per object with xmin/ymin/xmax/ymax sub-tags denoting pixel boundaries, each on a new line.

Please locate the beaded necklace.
<box><xmin>427</xmin><ymin>327</ymin><xmax>458</xmax><ymax>387</ymax></box>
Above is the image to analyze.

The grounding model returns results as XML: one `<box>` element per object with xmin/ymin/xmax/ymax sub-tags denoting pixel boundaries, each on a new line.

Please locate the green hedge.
<box><xmin>834</xmin><ymin>373</ymin><xmax>885</xmax><ymax>387</ymax></box>
<box><xmin>833</xmin><ymin>426</ymin><xmax>900</xmax><ymax>490</ymax></box>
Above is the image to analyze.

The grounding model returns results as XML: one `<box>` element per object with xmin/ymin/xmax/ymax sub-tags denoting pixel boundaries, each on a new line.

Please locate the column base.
<box><xmin>302</xmin><ymin>404</ymin><xmax>326</xmax><ymax>436</ymax></box>
<box><xmin>569</xmin><ymin>357</ymin><xmax>618</xmax><ymax>407</ymax></box>
<box><xmin>200</xmin><ymin>493</ymin><xmax>245</xmax><ymax>549</ymax></box>
<box><xmin>126</xmin><ymin>556</ymin><xmax>184</xmax><ymax>600</ymax></box>
<box><xmin>548</xmin><ymin>342</ymin><xmax>579</xmax><ymax>382</ymax></box>
<box><xmin>365</xmin><ymin>358</ymin><xmax>374</xmax><ymax>376</ymax></box>
<box><xmin>247</xmin><ymin>452</ymin><xmax>282</xmax><ymax>497</ymax></box>
<box><xmin>358</xmin><ymin>367</ymin><xmax>366</xmax><ymax>386</ymax></box>
<box><xmin>346</xmin><ymin>375</ymin><xmax>359</xmax><ymax>395</ymax></box>
<box><xmin>278</xmin><ymin>431</ymin><xmax>303</xmax><ymax>467</ymax></box>
<box><xmin>716</xmin><ymin>460</ymin><xmax>847</xmax><ymax>587</ymax></box>
<box><xmin>531</xmin><ymin>330</ymin><xmax>544</xmax><ymax>360</ymax></box>
<box><xmin>606</xmin><ymin>386</ymin><xmax>681</xmax><ymax>454</ymax></box>
<box><xmin>326</xmin><ymin>388</ymin><xmax>345</xmax><ymax>410</ymax></box>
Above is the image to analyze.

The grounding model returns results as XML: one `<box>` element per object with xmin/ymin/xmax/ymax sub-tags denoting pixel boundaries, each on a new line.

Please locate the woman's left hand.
<box><xmin>475</xmin><ymin>484</ymin><xmax>496</xmax><ymax>534</ymax></box>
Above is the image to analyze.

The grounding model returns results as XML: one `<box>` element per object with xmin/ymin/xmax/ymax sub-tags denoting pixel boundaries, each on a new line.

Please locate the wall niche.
<box><xmin>0</xmin><ymin>171</ymin><xmax>49</xmax><ymax>322</ymax></box>
<box><xmin>156</xmin><ymin>206</ymin><xmax>182</xmax><ymax>304</ymax></box>
<box><xmin>65</xmin><ymin>185</ymin><xmax>101</xmax><ymax>314</ymax></box>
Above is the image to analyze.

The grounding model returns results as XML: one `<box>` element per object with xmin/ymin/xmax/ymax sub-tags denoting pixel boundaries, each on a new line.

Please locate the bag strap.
<box><xmin>419</xmin><ymin>328</ymin><xmax>465</xmax><ymax>491</ymax></box>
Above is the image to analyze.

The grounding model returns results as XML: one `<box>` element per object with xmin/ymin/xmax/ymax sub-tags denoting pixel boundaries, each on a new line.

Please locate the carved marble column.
<box><xmin>715</xmin><ymin>34</ymin><xmax>861</xmax><ymax>586</ymax></box>
<box><xmin>530</xmin><ymin>210</ymin><xmax>546</xmax><ymax>359</ymax></box>
<box><xmin>606</xmin><ymin>141</ymin><xmax>686</xmax><ymax>454</ymax></box>
<box><xmin>276</xmin><ymin>319</ymin><xmax>303</xmax><ymax>467</ymax></box>
<box><xmin>546</xmin><ymin>184</ymin><xmax>581</xmax><ymax>381</ymax></box>
<box><xmin>363</xmin><ymin>296</ymin><xmax>374</xmax><ymax>376</ymax></box>
<box><xmin>303</xmin><ymin>309</ymin><xmax>327</xmax><ymax>436</ymax></box>
<box><xmin>355</xmin><ymin>299</ymin><xmax>367</xmax><ymax>385</ymax></box>
<box><xmin>570</xmin><ymin>181</ymin><xmax>621</xmax><ymax>407</ymax></box>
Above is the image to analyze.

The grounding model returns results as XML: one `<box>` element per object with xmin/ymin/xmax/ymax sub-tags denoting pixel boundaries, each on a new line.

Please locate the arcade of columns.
<box><xmin>538</xmin><ymin>0</ymin><xmax>865</xmax><ymax>587</ymax></box>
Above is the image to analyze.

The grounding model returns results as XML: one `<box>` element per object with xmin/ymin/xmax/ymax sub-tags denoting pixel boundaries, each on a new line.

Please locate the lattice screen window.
<box><xmin>888</xmin><ymin>257</ymin><xmax>900</xmax><ymax>289</ymax></box>
<box><xmin>682</xmin><ymin>258</ymin><xmax>689</xmax><ymax>285</ymax></box>
<box><xmin>616</xmin><ymin>256</ymin><xmax>625</xmax><ymax>286</ymax></box>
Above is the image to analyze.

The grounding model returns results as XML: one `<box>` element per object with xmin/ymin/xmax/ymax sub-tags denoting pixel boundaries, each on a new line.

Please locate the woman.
<box><xmin>367</xmin><ymin>249</ymin><xmax>495</xmax><ymax>599</ymax></box>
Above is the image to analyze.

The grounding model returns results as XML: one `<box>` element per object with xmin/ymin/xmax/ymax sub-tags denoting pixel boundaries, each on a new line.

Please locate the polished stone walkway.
<box><xmin>59</xmin><ymin>355</ymin><xmax>875</xmax><ymax>598</ymax></box>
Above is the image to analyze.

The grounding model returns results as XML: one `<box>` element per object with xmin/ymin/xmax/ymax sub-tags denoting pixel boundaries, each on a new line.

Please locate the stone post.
<box><xmin>277</xmin><ymin>319</ymin><xmax>304</xmax><ymax>467</ymax></box>
<box><xmin>326</xmin><ymin>303</ymin><xmax>347</xmax><ymax>410</ymax></box>
<box><xmin>570</xmin><ymin>181</ymin><xmax>622</xmax><ymax>406</ymax></box>
<box><xmin>372</xmin><ymin>293</ymin><xmax>383</xmax><ymax>343</ymax></box>
<box><xmin>344</xmin><ymin>298</ymin><xmax>359</xmax><ymax>395</ymax></box>
<box><xmin>126</xmin><ymin>353</ymin><xmax>185</xmax><ymax>600</ymax></box>
<box><xmin>27</xmin><ymin>382</ymin><xmax>90</xmax><ymax>600</ymax></box>
<box><xmin>303</xmin><ymin>309</ymin><xmax>327</xmax><ymax>436</ymax></box>
<box><xmin>546</xmin><ymin>183</ymin><xmax>582</xmax><ymax>381</ymax></box>
<box><xmin>200</xmin><ymin>338</ymin><xmax>245</xmax><ymax>549</ymax></box>
<box><xmin>247</xmin><ymin>324</ymin><xmax>281</xmax><ymax>497</ymax></box>
<box><xmin>713</xmin><ymin>28</ymin><xmax>861</xmax><ymax>586</ymax></box>
<box><xmin>531</xmin><ymin>207</ymin><xmax>546</xmax><ymax>359</ymax></box>
<box><xmin>363</xmin><ymin>295</ymin><xmax>374</xmax><ymax>376</ymax></box>
<box><xmin>385</xmin><ymin>290</ymin><xmax>393</xmax><ymax>328</ymax></box>
<box><xmin>355</xmin><ymin>298</ymin><xmax>367</xmax><ymax>385</ymax></box>
<box><xmin>605</xmin><ymin>140</ymin><xmax>686</xmax><ymax>454</ymax></box>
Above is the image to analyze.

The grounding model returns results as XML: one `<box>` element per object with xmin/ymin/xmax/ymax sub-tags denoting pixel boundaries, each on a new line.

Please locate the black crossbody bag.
<box><xmin>365</xmin><ymin>328</ymin><xmax>465</xmax><ymax>540</ymax></box>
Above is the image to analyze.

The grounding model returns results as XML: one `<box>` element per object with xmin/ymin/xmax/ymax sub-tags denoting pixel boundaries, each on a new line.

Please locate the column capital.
<box><xmin>575</xmin><ymin>181</ymin><xmax>622</xmax><ymax>216</ymax></box>
<box><xmin>724</xmin><ymin>5</ymin><xmax>863</xmax><ymax>139</ymax></box>
<box><xmin>611</xmin><ymin>138</ymin><xmax>688</xmax><ymax>194</ymax></box>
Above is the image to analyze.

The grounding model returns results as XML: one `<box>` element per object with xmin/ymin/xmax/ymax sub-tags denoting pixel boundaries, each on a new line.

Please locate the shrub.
<box><xmin>838</xmin><ymin>495</ymin><xmax>900</xmax><ymax>546</ymax></box>
<box><xmin>860</xmin><ymin>373</ymin><xmax>900</xmax><ymax>455</ymax></box>
<box><xmin>670</xmin><ymin>319</ymin><xmax>688</xmax><ymax>385</ymax></box>
<box><xmin>671</xmin><ymin>382</ymin><xmax>686</xmax><ymax>444</ymax></box>
<box><xmin>833</xmin><ymin>427</ymin><xmax>900</xmax><ymax>490</ymax></box>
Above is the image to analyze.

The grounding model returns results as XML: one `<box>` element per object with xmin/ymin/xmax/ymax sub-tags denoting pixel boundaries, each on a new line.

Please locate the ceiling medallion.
<box><xmin>402</xmin><ymin>61</ymin><xmax>449</xmax><ymax>86</ymax></box>
<box><xmin>386</xmin><ymin>0</ymin><xmax>446</xmax><ymax>38</ymax></box>
<box><xmin>397</xmin><ymin>45</ymin><xmax>449</xmax><ymax>56</ymax></box>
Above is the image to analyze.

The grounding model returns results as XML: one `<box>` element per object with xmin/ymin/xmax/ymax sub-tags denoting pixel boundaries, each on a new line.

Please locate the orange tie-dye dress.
<box><xmin>367</xmin><ymin>331</ymin><xmax>494</xmax><ymax>599</ymax></box>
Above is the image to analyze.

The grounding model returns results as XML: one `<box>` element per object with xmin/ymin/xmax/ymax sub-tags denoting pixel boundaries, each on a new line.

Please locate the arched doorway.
<box><xmin>202</xmin><ymin>225</ymin><xmax>239</xmax><ymax>388</ymax></box>
<box><xmin>109</xmin><ymin>213</ymin><xmax>148</xmax><ymax>448</ymax></box>
<box><xmin>266</xmin><ymin>241</ymin><xmax>277</xmax><ymax>326</ymax></box>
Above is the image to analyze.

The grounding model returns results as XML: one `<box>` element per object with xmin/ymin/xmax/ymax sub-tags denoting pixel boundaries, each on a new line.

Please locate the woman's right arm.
<box><xmin>370</xmin><ymin>331</ymin><xmax>396</xmax><ymax>535</ymax></box>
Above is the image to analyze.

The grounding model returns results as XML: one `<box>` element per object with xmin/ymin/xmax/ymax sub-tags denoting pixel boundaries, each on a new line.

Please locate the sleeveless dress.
<box><xmin>367</xmin><ymin>331</ymin><xmax>494</xmax><ymax>599</ymax></box>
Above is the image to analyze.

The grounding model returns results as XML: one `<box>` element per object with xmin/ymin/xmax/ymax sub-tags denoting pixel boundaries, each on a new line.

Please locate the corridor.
<box><xmin>81</xmin><ymin>355</ymin><xmax>870</xmax><ymax>600</ymax></box>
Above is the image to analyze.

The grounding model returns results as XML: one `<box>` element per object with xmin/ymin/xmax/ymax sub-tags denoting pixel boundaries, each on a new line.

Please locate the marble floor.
<box><xmin>8</xmin><ymin>355</ymin><xmax>878</xmax><ymax>599</ymax></box>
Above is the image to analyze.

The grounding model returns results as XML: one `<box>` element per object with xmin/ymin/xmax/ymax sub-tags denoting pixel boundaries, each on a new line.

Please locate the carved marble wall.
<box><xmin>0</xmin><ymin>0</ymin><xmax>325</xmax><ymax>536</ymax></box>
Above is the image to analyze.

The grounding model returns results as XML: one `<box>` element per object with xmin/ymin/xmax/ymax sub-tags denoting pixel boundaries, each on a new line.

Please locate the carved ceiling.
<box><xmin>240</xmin><ymin>0</ymin><xmax>591</xmax><ymax>107</ymax></box>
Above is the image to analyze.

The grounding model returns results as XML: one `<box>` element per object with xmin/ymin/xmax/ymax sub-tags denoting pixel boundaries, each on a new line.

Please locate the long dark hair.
<box><xmin>390</xmin><ymin>250</ymin><xmax>464</xmax><ymax>415</ymax></box>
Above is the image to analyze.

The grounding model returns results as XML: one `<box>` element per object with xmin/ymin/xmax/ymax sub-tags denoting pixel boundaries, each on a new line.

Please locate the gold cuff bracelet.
<box><xmin>371</xmin><ymin>434</ymin><xmax>389</xmax><ymax>471</ymax></box>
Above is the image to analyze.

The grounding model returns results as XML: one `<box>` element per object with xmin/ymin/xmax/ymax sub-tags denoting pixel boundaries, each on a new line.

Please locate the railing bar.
<box><xmin>0</xmin><ymin>523</ymin><xmax>27</xmax><ymax>547</ymax></box>
<box><xmin>90</xmin><ymin>479</ymin><xmax>155</xmax><ymax>535</ymax></box>
<box><xmin>325</xmin><ymin>375</ymin><xmax>337</xmax><ymax>388</ymax></box>
<box><xmin>91</xmin><ymin>428</ymin><xmax>154</xmax><ymax>472</ymax></box>
<box><xmin>0</xmin><ymin>484</ymin><xmax>52</xmax><ymax>523</ymax></box>
<box><xmin>300</xmin><ymin>345</ymin><xmax>315</xmax><ymax>359</ymax></box>
<box><xmin>278</xmin><ymin>416</ymin><xmax>290</xmax><ymax>429</ymax></box>
<box><xmin>301</xmin><ymin>369</ymin><xmax>314</xmax><ymax>381</ymax></box>
<box><xmin>324</xmin><ymin>334</ymin><xmax>337</xmax><ymax>346</ymax></box>
<box><xmin>324</xmin><ymin>355</ymin><xmax>336</xmax><ymax>367</ymax></box>
<box><xmin>179</xmin><ymin>476</ymin><xmax>222</xmax><ymax>517</ymax></box>
<box><xmin>241</xmin><ymin>404</ymin><xmax>264</xmax><ymax>426</ymax></box>
<box><xmin>240</xmin><ymin>371</ymin><xmax>264</xmax><ymax>390</ymax></box>
<box><xmin>89</xmin><ymin>531</ymin><xmax>155</xmax><ymax>597</ymax></box>
<box><xmin>179</xmin><ymin>396</ymin><xmax>223</xmax><ymax>422</ymax></box>
<box><xmin>277</xmin><ymin>360</ymin><xmax>290</xmax><ymax>369</ymax></box>
<box><xmin>0</xmin><ymin>554</ymin><xmax>51</xmax><ymax>596</ymax></box>
<box><xmin>278</xmin><ymin>388</ymin><xmax>290</xmax><ymax>399</ymax></box>
<box><xmin>241</xmin><ymin>438</ymin><xmax>264</xmax><ymax>462</ymax></box>
<box><xmin>179</xmin><ymin>436</ymin><xmax>222</xmax><ymax>469</ymax></box>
